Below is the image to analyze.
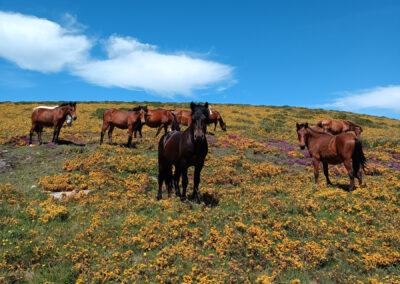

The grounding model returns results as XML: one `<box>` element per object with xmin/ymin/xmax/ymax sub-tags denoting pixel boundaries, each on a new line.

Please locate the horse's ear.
<box><xmin>204</xmin><ymin>102</ymin><xmax>209</xmax><ymax>109</ymax></box>
<box><xmin>305</xmin><ymin>123</ymin><xmax>309</xmax><ymax>128</ymax></box>
<box><xmin>190</xmin><ymin>102</ymin><xmax>196</xmax><ymax>111</ymax></box>
<box><xmin>296</xmin><ymin>123</ymin><xmax>300</xmax><ymax>130</ymax></box>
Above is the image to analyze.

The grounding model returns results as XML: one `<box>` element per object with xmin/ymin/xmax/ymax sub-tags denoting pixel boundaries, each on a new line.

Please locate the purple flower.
<box><xmin>303</xmin><ymin>152</ymin><xmax>311</xmax><ymax>158</ymax></box>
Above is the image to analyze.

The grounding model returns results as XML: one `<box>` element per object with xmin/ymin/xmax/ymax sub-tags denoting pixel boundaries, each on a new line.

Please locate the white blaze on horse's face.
<box><xmin>66</xmin><ymin>115</ymin><xmax>73</xmax><ymax>126</ymax></box>
<box><xmin>139</xmin><ymin>109</ymin><xmax>146</xmax><ymax>124</ymax></box>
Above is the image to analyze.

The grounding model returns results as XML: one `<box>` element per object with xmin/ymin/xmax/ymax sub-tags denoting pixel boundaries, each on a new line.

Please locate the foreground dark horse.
<box><xmin>317</xmin><ymin>119</ymin><xmax>363</xmax><ymax>138</ymax></box>
<box><xmin>100</xmin><ymin>108</ymin><xmax>147</xmax><ymax>147</ymax></box>
<box><xmin>158</xmin><ymin>102</ymin><xmax>210</xmax><ymax>202</ymax></box>
<box><xmin>296</xmin><ymin>123</ymin><xmax>366</xmax><ymax>191</ymax></box>
<box><xmin>134</xmin><ymin>108</ymin><xmax>179</xmax><ymax>138</ymax></box>
<box><xmin>29</xmin><ymin>102</ymin><xmax>77</xmax><ymax>145</ymax></box>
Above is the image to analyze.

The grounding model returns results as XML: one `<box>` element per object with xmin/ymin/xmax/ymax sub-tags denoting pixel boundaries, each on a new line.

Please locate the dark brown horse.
<box><xmin>100</xmin><ymin>107</ymin><xmax>147</xmax><ymax>147</ymax></box>
<box><xmin>158</xmin><ymin>102</ymin><xmax>210</xmax><ymax>203</ymax></box>
<box><xmin>29</xmin><ymin>102</ymin><xmax>77</xmax><ymax>145</ymax></box>
<box><xmin>317</xmin><ymin>119</ymin><xmax>363</xmax><ymax>138</ymax></box>
<box><xmin>208</xmin><ymin>109</ymin><xmax>226</xmax><ymax>131</ymax></box>
<box><xmin>134</xmin><ymin>108</ymin><xmax>179</xmax><ymax>138</ymax></box>
<box><xmin>296</xmin><ymin>123</ymin><xmax>366</xmax><ymax>191</ymax></box>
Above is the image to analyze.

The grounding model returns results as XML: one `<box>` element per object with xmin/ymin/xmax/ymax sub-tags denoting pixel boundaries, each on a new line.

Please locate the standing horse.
<box><xmin>171</xmin><ymin>110</ymin><xmax>192</xmax><ymax>126</ymax></box>
<box><xmin>208</xmin><ymin>109</ymin><xmax>226</xmax><ymax>131</ymax></box>
<box><xmin>296</xmin><ymin>123</ymin><xmax>366</xmax><ymax>191</ymax></box>
<box><xmin>100</xmin><ymin>108</ymin><xmax>147</xmax><ymax>147</ymax></box>
<box><xmin>158</xmin><ymin>102</ymin><xmax>210</xmax><ymax>203</ymax></box>
<box><xmin>134</xmin><ymin>108</ymin><xmax>180</xmax><ymax>138</ymax></box>
<box><xmin>29</xmin><ymin>102</ymin><xmax>77</xmax><ymax>145</ymax></box>
<box><xmin>317</xmin><ymin>119</ymin><xmax>363</xmax><ymax>138</ymax></box>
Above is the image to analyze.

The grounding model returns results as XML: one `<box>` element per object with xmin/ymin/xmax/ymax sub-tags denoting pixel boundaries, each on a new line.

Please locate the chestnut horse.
<box><xmin>171</xmin><ymin>110</ymin><xmax>192</xmax><ymax>126</ymax></box>
<box><xmin>100</xmin><ymin>108</ymin><xmax>147</xmax><ymax>147</ymax></box>
<box><xmin>317</xmin><ymin>119</ymin><xmax>363</xmax><ymax>138</ymax></box>
<box><xmin>296</xmin><ymin>123</ymin><xmax>366</xmax><ymax>191</ymax></box>
<box><xmin>208</xmin><ymin>109</ymin><xmax>226</xmax><ymax>131</ymax></box>
<box><xmin>158</xmin><ymin>102</ymin><xmax>210</xmax><ymax>203</ymax></box>
<box><xmin>134</xmin><ymin>108</ymin><xmax>180</xmax><ymax>138</ymax></box>
<box><xmin>29</xmin><ymin>102</ymin><xmax>77</xmax><ymax>145</ymax></box>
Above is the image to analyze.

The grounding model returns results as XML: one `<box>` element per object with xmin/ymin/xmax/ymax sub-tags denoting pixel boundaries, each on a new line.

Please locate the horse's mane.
<box><xmin>33</xmin><ymin>106</ymin><xmax>57</xmax><ymax>110</ymax></box>
<box><xmin>346</xmin><ymin>120</ymin><xmax>362</xmax><ymax>130</ymax></box>
<box><xmin>57</xmin><ymin>102</ymin><xmax>76</xmax><ymax>108</ymax></box>
<box><xmin>129</xmin><ymin>105</ymin><xmax>148</xmax><ymax>112</ymax></box>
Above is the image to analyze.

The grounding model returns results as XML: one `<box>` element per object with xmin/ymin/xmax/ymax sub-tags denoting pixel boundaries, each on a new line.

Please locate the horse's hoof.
<box><xmin>175</xmin><ymin>192</ymin><xmax>181</xmax><ymax>197</ymax></box>
<box><xmin>29</xmin><ymin>144</ymin><xmax>33</xmax><ymax>147</ymax></box>
<box><xmin>157</xmin><ymin>195</ymin><xmax>162</xmax><ymax>201</ymax></box>
<box><xmin>180</xmin><ymin>196</ymin><xmax>186</xmax><ymax>202</ymax></box>
<box><xmin>347</xmin><ymin>187</ymin><xmax>355</xmax><ymax>192</ymax></box>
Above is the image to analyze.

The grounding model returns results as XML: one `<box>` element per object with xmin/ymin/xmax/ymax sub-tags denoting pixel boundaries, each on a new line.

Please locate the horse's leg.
<box><xmin>312</xmin><ymin>158</ymin><xmax>320</xmax><ymax>184</ymax></box>
<box><xmin>55</xmin><ymin>126</ymin><xmax>61</xmax><ymax>143</ymax></box>
<box><xmin>157</xmin><ymin>163</ymin><xmax>165</xmax><ymax>200</ymax></box>
<box><xmin>38</xmin><ymin>126</ymin><xmax>43</xmax><ymax>145</ymax></box>
<box><xmin>100</xmin><ymin>122</ymin><xmax>109</xmax><ymax>145</ymax></box>
<box><xmin>181</xmin><ymin>167</ymin><xmax>188</xmax><ymax>201</ymax></box>
<box><xmin>174</xmin><ymin>166</ymin><xmax>181</xmax><ymax>197</ymax></box>
<box><xmin>214</xmin><ymin>121</ymin><xmax>217</xmax><ymax>131</ymax></box>
<box><xmin>108</xmin><ymin>124</ymin><xmax>114</xmax><ymax>145</ymax></box>
<box><xmin>164</xmin><ymin>124</ymin><xmax>168</xmax><ymax>134</ymax></box>
<box><xmin>165</xmin><ymin>164</ymin><xmax>173</xmax><ymax>198</ymax></box>
<box><xmin>52</xmin><ymin>125</ymin><xmax>58</xmax><ymax>143</ymax></box>
<box><xmin>356</xmin><ymin>167</ymin><xmax>363</xmax><ymax>187</ymax></box>
<box><xmin>155</xmin><ymin>125</ymin><xmax>163</xmax><ymax>137</ymax></box>
<box><xmin>322</xmin><ymin>162</ymin><xmax>332</xmax><ymax>185</ymax></box>
<box><xmin>29</xmin><ymin>124</ymin><xmax>35</xmax><ymax>145</ymax></box>
<box><xmin>127</xmin><ymin>124</ymin><xmax>134</xmax><ymax>148</ymax></box>
<box><xmin>343</xmin><ymin>159</ymin><xmax>355</xmax><ymax>191</ymax></box>
<box><xmin>193</xmin><ymin>164</ymin><xmax>203</xmax><ymax>203</ymax></box>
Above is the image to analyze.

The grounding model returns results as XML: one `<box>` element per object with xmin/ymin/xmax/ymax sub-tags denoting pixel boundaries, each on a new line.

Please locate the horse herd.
<box><xmin>28</xmin><ymin>102</ymin><xmax>366</xmax><ymax>202</ymax></box>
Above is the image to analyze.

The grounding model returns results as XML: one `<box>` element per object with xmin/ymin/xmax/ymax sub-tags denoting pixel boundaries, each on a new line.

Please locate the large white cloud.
<box><xmin>72</xmin><ymin>36</ymin><xmax>233</xmax><ymax>96</ymax></box>
<box><xmin>324</xmin><ymin>85</ymin><xmax>400</xmax><ymax>113</ymax></box>
<box><xmin>0</xmin><ymin>11</ymin><xmax>234</xmax><ymax>96</ymax></box>
<box><xmin>0</xmin><ymin>11</ymin><xmax>92</xmax><ymax>72</ymax></box>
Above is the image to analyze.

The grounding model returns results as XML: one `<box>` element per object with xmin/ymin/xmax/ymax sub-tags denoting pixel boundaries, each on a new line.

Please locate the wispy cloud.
<box><xmin>322</xmin><ymin>85</ymin><xmax>400</xmax><ymax>113</ymax></box>
<box><xmin>0</xmin><ymin>11</ymin><xmax>234</xmax><ymax>96</ymax></box>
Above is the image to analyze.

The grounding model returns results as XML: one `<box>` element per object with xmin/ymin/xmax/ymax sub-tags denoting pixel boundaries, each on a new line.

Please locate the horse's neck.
<box><xmin>306</xmin><ymin>129</ymin><xmax>327</xmax><ymax>149</ymax></box>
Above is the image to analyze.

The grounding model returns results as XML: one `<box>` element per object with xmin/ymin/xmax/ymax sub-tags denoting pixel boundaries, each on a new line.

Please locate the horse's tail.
<box><xmin>170</xmin><ymin>112</ymin><xmax>180</xmax><ymax>131</ymax></box>
<box><xmin>352</xmin><ymin>138</ymin><xmax>366</xmax><ymax>174</ymax></box>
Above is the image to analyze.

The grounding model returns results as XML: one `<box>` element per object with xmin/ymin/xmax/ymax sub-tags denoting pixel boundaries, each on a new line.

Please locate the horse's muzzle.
<box><xmin>73</xmin><ymin>116</ymin><xmax>77</xmax><ymax>121</ymax></box>
<box><xmin>194</xmin><ymin>134</ymin><xmax>205</xmax><ymax>142</ymax></box>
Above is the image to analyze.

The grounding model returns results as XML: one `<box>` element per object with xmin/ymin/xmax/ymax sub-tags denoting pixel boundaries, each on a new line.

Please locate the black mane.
<box><xmin>57</xmin><ymin>102</ymin><xmax>76</xmax><ymax>108</ymax></box>
<box><xmin>129</xmin><ymin>105</ymin><xmax>148</xmax><ymax>112</ymax></box>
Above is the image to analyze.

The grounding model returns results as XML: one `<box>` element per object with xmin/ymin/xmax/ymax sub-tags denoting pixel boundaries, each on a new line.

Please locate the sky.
<box><xmin>0</xmin><ymin>0</ymin><xmax>399</xmax><ymax>119</ymax></box>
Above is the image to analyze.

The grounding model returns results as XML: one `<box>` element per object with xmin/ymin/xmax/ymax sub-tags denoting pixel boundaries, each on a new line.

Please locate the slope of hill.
<box><xmin>1</xmin><ymin>102</ymin><xmax>400</xmax><ymax>283</ymax></box>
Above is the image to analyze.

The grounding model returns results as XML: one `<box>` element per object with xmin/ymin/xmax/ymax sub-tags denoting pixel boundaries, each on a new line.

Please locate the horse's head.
<box><xmin>296</xmin><ymin>122</ymin><xmax>309</xmax><ymax>150</ymax></box>
<box><xmin>190</xmin><ymin>102</ymin><xmax>209</xmax><ymax>142</ymax></box>
<box><xmin>63</xmin><ymin>102</ymin><xmax>77</xmax><ymax>121</ymax></box>
<box><xmin>221</xmin><ymin>121</ymin><xmax>227</xmax><ymax>131</ymax></box>
<box><xmin>138</xmin><ymin>106</ymin><xmax>148</xmax><ymax>124</ymax></box>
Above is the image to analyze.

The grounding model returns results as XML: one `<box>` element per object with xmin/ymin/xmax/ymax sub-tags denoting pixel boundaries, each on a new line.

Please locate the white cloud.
<box><xmin>73</xmin><ymin>36</ymin><xmax>233</xmax><ymax>96</ymax></box>
<box><xmin>323</xmin><ymin>85</ymin><xmax>400</xmax><ymax>113</ymax></box>
<box><xmin>0</xmin><ymin>11</ymin><xmax>92</xmax><ymax>72</ymax></box>
<box><xmin>0</xmin><ymin>11</ymin><xmax>234</xmax><ymax>96</ymax></box>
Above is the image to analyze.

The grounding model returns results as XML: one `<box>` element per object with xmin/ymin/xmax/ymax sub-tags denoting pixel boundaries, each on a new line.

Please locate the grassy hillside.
<box><xmin>1</xmin><ymin>102</ymin><xmax>400</xmax><ymax>283</ymax></box>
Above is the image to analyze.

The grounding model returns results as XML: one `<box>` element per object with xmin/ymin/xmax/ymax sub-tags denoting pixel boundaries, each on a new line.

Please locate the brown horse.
<box><xmin>29</xmin><ymin>102</ymin><xmax>77</xmax><ymax>145</ymax></box>
<box><xmin>317</xmin><ymin>119</ymin><xmax>363</xmax><ymax>138</ymax></box>
<box><xmin>208</xmin><ymin>109</ymin><xmax>226</xmax><ymax>131</ymax></box>
<box><xmin>100</xmin><ymin>107</ymin><xmax>147</xmax><ymax>147</ymax></box>
<box><xmin>158</xmin><ymin>102</ymin><xmax>210</xmax><ymax>203</ymax></box>
<box><xmin>296</xmin><ymin>123</ymin><xmax>366</xmax><ymax>191</ymax></box>
<box><xmin>171</xmin><ymin>110</ymin><xmax>192</xmax><ymax>126</ymax></box>
<box><xmin>134</xmin><ymin>108</ymin><xmax>180</xmax><ymax>138</ymax></box>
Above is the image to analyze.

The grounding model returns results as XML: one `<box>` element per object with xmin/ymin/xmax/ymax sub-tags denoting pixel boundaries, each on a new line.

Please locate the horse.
<box><xmin>171</xmin><ymin>110</ymin><xmax>192</xmax><ymax>126</ymax></box>
<box><xmin>157</xmin><ymin>102</ymin><xmax>210</xmax><ymax>203</ymax></box>
<box><xmin>134</xmin><ymin>108</ymin><xmax>180</xmax><ymax>138</ymax></box>
<box><xmin>100</xmin><ymin>107</ymin><xmax>147</xmax><ymax>147</ymax></box>
<box><xmin>317</xmin><ymin>119</ymin><xmax>363</xmax><ymax>138</ymax></box>
<box><xmin>29</xmin><ymin>102</ymin><xmax>77</xmax><ymax>145</ymax></box>
<box><xmin>208</xmin><ymin>109</ymin><xmax>226</xmax><ymax>131</ymax></box>
<box><xmin>296</xmin><ymin>123</ymin><xmax>366</xmax><ymax>191</ymax></box>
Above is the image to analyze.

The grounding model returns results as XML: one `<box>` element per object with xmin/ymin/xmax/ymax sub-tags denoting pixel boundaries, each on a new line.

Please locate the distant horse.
<box><xmin>158</xmin><ymin>102</ymin><xmax>210</xmax><ymax>202</ymax></box>
<box><xmin>100</xmin><ymin>107</ymin><xmax>147</xmax><ymax>147</ymax></box>
<box><xmin>134</xmin><ymin>108</ymin><xmax>180</xmax><ymax>138</ymax></box>
<box><xmin>296</xmin><ymin>123</ymin><xmax>366</xmax><ymax>191</ymax></box>
<box><xmin>29</xmin><ymin>102</ymin><xmax>77</xmax><ymax>145</ymax></box>
<box><xmin>208</xmin><ymin>109</ymin><xmax>226</xmax><ymax>131</ymax></box>
<box><xmin>317</xmin><ymin>119</ymin><xmax>363</xmax><ymax>138</ymax></box>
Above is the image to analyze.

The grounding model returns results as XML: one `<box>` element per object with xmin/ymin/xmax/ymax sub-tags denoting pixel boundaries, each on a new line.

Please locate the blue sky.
<box><xmin>1</xmin><ymin>0</ymin><xmax>400</xmax><ymax>118</ymax></box>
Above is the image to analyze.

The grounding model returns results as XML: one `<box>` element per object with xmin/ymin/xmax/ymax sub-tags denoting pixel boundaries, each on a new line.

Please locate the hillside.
<box><xmin>1</xmin><ymin>102</ymin><xmax>400</xmax><ymax>283</ymax></box>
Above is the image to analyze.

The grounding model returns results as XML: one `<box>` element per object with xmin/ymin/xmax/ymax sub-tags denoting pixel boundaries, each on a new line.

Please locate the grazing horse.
<box><xmin>29</xmin><ymin>102</ymin><xmax>77</xmax><ymax>145</ymax></box>
<box><xmin>158</xmin><ymin>102</ymin><xmax>210</xmax><ymax>203</ymax></box>
<box><xmin>134</xmin><ymin>108</ymin><xmax>180</xmax><ymax>138</ymax></box>
<box><xmin>100</xmin><ymin>108</ymin><xmax>147</xmax><ymax>147</ymax></box>
<box><xmin>296</xmin><ymin>123</ymin><xmax>366</xmax><ymax>191</ymax></box>
<box><xmin>208</xmin><ymin>109</ymin><xmax>226</xmax><ymax>131</ymax></box>
<box><xmin>317</xmin><ymin>119</ymin><xmax>363</xmax><ymax>138</ymax></box>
